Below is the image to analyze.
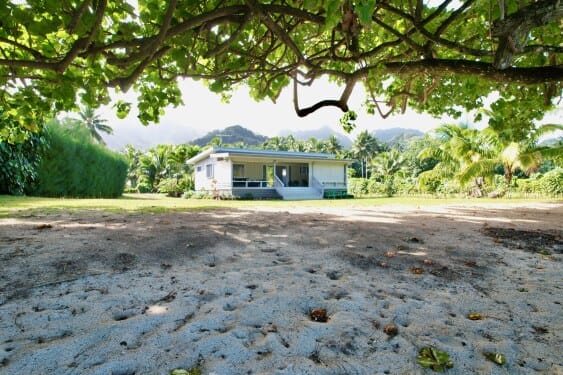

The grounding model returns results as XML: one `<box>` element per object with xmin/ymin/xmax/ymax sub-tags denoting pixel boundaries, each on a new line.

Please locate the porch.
<box><xmin>230</xmin><ymin>161</ymin><xmax>322</xmax><ymax>200</ymax></box>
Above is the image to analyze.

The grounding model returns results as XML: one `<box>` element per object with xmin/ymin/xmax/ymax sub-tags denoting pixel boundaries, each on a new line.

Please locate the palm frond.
<box><xmin>537</xmin><ymin>145</ymin><xmax>563</xmax><ymax>162</ymax></box>
<box><xmin>95</xmin><ymin>124</ymin><xmax>113</xmax><ymax>135</ymax></box>
<box><xmin>458</xmin><ymin>159</ymin><xmax>498</xmax><ymax>185</ymax></box>
<box><xmin>517</xmin><ymin>150</ymin><xmax>542</xmax><ymax>172</ymax></box>
<box><xmin>534</xmin><ymin>123</ymin><xmax>563</xmax><ymax>138</ymax></box>
<box><xmin>418</xmin><ymin>147</ymin><xmax>442</xmax><ymax>160</ymax></box>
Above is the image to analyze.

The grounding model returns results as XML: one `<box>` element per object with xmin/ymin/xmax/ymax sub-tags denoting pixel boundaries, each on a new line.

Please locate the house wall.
<box><xmin>312</xmin><ymin>162</ymin><xmax>347</xmax><ymax>183</ymax></box>
<box><xmin>232</xmin><ymin>188</ymin><xmax>280</xmax><ymax>199</ymax></box>
<box><xmin>194</xmin><ymin>158</ymin><xmax>232</xmax><ymax>191</ymax></box>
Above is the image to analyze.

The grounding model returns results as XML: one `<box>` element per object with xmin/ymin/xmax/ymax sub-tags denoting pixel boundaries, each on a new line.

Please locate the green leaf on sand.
<box><xmin>416</xmin><ymin>347</ymin><xmax>454</xmax><ymax>372</ymax></box>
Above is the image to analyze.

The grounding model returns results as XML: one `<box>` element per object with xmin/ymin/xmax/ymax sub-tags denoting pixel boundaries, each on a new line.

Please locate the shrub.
<box><xmin>136</xmin><ymin>182</ymin><xmax>153</xmax><ymax>193</ymax></box>
<box><xmin>219</xmin><ymin>191</ymin><xmax>235</xmax><ymax>200</ymax></box>
<box><xmin>32</xmin><ymin>121</ymin><xmax>128</xmax><ymax>198</ymax></box>
<box><xmin>436</xmin><ymin>179</ymin><xmax>461</xmax><ymax>195</ymax></box>
<box><xmin>157</xmin><ymin>177</ymin><xmax>181</xmax><ymax>197</ymax></box>
<box><xmin>192</xmin><ymin>191</ymin><xmax>212</xmax><ymax>199</ymax></box>
<box><xmin>348</xmin><ymin>178</ymin><xmax>369</xmax><ymax>196</ymax></box>
<box><xmin>158</xmin><ymin>176</ymin><xmax>195</xmax><ymax>197</ymax></box>
<box><xmin>418</xmin><ymin>174</ymin><xmax>442</xmax><ymax>194</ymax></box>
<box><xmin>539</xmin><ymin>168</ymin><xmax>563</xmax><ymax>195</ymax></box>
<box><xmin>182</xmin><ymin>190</ymin><xmax>195</xmax><ymax>199</ymax></box>
<box><xmin>0</xmin><ymin>131</ymin><xmax>47</xmax><ymax>195</ymax></box>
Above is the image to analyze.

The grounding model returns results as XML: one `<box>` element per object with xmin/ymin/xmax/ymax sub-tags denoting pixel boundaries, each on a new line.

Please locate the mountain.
<box><xmin>373</xmin><ymin>127</ymin><xmax>424</xmax><ymax>146</ymax></box>
<box><xmin>278</xmin><ymin>126</ymin><xmax>353</xmax><ymax>148</ymax></box>
<box><xmin>191</xmin><ymin>125</ymin><xmax>268</xmax><ymax>147</ymax></box>
<box><xmin>103</xmin><ymin>122</ymin><xmax>199</xmax><ymax>151</ymax></box>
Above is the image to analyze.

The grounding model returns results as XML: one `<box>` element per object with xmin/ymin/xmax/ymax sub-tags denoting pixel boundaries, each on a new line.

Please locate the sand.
<box><xmin>0</xmin><ymin>202</ymin><xmax>561</xmax><ymax>374</ymax></box>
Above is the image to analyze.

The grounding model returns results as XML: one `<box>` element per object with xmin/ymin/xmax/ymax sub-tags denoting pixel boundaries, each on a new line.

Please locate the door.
<box><xmin>275</xmin><ymin>165</ymin><xmax>288</xmax><ymax>186</ymax></box>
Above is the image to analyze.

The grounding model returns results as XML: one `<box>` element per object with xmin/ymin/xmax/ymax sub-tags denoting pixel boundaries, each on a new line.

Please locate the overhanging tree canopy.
<box><xmin>1</xmin><ymin>0</ymin><xmax>561</xmax><ymax>143</ymax></box>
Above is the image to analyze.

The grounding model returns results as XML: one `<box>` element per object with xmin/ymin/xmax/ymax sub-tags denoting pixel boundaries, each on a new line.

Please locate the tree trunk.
<box><xmin>504</xmin><ymin>165</ymin><xmax>513</xmax><ymax>185</ymax></box>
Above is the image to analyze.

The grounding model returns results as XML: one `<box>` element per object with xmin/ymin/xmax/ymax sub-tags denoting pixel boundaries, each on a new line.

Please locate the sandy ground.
<box><xmin>0</xmin><ymin>202</ymin><xmax>562</xmax><ymax>375</ymax></box>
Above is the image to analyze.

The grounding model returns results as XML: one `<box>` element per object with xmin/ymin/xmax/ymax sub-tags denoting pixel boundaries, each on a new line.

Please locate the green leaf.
<box><xmin>114</xmin><ymin>101</ymin><xmax>132</xmax><ymax>119</ymax></box>
<box><xmin>324</xmin><ymin>0</ymin><xmax>341</xmax><ymax>30</ymax></box>
<box><xmin>417</xmin><ymin>346</ymin><xmax>454</xmax><ymax>372</ymax></box>
<box><xmin>355</xmin><ymin>0</ymin><xmax>376</xmax><ymax>25</ymax></box>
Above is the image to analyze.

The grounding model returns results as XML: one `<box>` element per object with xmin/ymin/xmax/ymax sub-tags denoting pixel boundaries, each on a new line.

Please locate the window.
<box><xmin>206</xmin><ymin>164</ymin><xmax>214</xmax><ymax>178</ymax></box>
<box><xmin>196</xmin><ymin>166</ymin><xmax>202</xmax><ymax>172</ymax></box>
<box><xmin>233</xmin><ymin>164</ymin><xmax>245</xmax><ymax>178</ymax></box>
<box><xmin>300</xmin><ymin>165</ymin><xmax>309</xmax><ymax>174</ymax></box>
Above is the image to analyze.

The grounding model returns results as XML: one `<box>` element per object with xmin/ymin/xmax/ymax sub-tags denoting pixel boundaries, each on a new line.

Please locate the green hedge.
<box><xmin>32</xmin><ymin>121</ymin><xmax>128</xmax><ymax>198</ymax></box>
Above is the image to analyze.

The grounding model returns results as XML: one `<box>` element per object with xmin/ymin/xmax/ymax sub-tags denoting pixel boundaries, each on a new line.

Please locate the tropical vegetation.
<box><xmin>1</xmin><ymin>100</ymin><xmax>561</xmax><ymax>199</ymax></box>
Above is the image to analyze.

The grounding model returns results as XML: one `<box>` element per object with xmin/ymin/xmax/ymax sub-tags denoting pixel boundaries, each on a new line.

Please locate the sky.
<box><xmin>95</xmin><ymin>77</ymin><xmax>462</xmax><ymax>150</ymax></box>
<box><xmin>94</xmin><ymin>77</ymin><xmax>561</xmax><ymax>151</ymax></box>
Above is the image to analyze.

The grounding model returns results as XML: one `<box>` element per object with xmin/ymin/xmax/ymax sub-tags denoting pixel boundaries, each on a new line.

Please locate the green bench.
<box><xmin>324</xmin><ymin>189</ymin><xmax>348</xmax><ymax>199</ymax></box>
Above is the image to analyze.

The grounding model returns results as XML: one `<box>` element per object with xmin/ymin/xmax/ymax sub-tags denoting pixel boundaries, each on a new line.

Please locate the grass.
<box><xmin>0</xmin><ymin>193</ymin><xmax>560</xmax><ymax>218</ymax></box>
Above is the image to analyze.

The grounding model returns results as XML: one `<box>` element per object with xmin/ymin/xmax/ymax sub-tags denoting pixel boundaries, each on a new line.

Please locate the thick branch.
<box><xmin>68</xmin><ymin>0</ymin><xmax>92</xmax><ymax>34</ymax></box>
<box><xmin>493</xmin><ymin>0</ymin><xmax>563</xmax><ymax>69</ymax></box>
<box><xmin>383</xmin><ymin>59</ymin><xmax>563</xmax><ymax>84</ymax></box>
<box><xmin>57</xmin><ymin>0</ymin><xmax>107</xmax><ymax>73</ymax></box>
<box><xmin>293</xmin><ymin>74</ymin><xmax>357</xmax><ymax>117</ymax></box>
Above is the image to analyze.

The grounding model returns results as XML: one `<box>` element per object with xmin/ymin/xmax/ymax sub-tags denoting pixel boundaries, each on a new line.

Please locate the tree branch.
<box><xmin>245</xmin><ymin>0</ymin><xmax>305</xmax><ymax>64</ymax></box>
<box><xmin>293</xmin><ymin>73</ymin><xmax>358</xmax><ymax>117</ymax></box>
<box><xmin>68</xmin><ymin>0</ymin><xmax>92</xmax><ymax>34</ymax></box>
<box><xmin>383</xmin><ymin>59</ymin><xmax>563</xmax><ymax>84</ymax></box>
<box><xmin>493</xmin><ymin>0</ymin><xmax>563</xmax><ymax>69</ymax></box>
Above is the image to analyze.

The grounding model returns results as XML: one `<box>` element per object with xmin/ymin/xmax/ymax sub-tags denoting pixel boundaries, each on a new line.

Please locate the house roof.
<box><xmin>187</xmin><ymin>147</ymin><xmax>351</xmax><ymax>164</ymax></box>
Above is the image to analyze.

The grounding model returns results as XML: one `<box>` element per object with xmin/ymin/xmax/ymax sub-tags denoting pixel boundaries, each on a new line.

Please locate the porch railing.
<box><xmin>232</xmin><ymin>180</ymin><xmax>270</xmax><ymax>188</ymax></box>
<box><xmin>274</xmin><ymin>175</ymin><xmax>284</xmax><ymax>189</ymax></box>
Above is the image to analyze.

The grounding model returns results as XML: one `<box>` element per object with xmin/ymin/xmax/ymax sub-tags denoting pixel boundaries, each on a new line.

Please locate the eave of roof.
<box><xmin>187</xmin><ymin>147</ymin><xmax>352</xmax><ymax>164</ymax></box>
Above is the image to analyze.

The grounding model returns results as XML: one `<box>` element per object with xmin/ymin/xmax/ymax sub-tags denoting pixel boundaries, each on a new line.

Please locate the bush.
<box><xmin>539</xmin><ymin>168</ymin><xmax>563</xmax><ymax>195</ymax></box>
<box><xmin>157</xmin><ymin>177</ymin><xmax>181</xmax><ymax>197</ymax></box>
<box><xmin>436</xmin><ymin>179</ymin><xmax>461</xmax><ymax>195</ymax></box>
<box><xmin>182</xmin><ymin>190</ymin><xmax>195</xmax><ymax>199</ymax></box>
<box><xmin>348</xmin><ymin>178</ymin><xmax>369</xmax><ymax>196</ymax></box>
<box><xmin>32</xmin><ymin>121</ymin><xmax>128</xmax><ymax>198</ymax></box>
<box><xmin>394</xmin><ymin>176</ymin><xmax>418</xmax><ymax>195</ymax></box>
<box><xmin>418</xmin><ymin>174</ymin><xmax>442</xmax><ymax>194</ymax></box>
<box><xmin>190</xmin><ymin>191</ymin><xmax>212</xmax><ymax>199</ymax></box>
<box><xmin>0</xmin><ymin>131</ymin><xmax>47</xmax><ymax>195</ymax></box>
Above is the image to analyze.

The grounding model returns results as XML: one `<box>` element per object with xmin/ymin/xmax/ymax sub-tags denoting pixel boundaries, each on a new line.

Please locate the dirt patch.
<box><xmin>0</xmin><ymin>202</ymin><xmax>562</xmax><ymax>374</ymax></box>
<box><xmin>482</xmin><ymin>227</ymin><xmax>563</xmax><ymax>253</ymax></box>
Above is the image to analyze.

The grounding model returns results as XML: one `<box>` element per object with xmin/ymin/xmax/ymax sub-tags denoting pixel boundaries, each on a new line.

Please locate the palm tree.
<box><xmin>352</xmin><ymin>130</ymin><xmax>380</xmax><ymax>178</ymax></box>
<box><xmin>325</xmin><ymin>135</ymin><xmax>342</xmax><ymax>155</ymax></box>
<box><xmin>372</xmin><ymin>149</ymin><xmax>405</xmax><ymax>196</ymax></box>
<box><xmin>262</xmin><ymin>136</ymin><xmax>287</xmax><ymax>151</ymax></box>
<box><xmin>459</xmin><ymin>123</ymin><xmax>563</xmax><ymax>186</ymax></box>
<box><xmin>304</xmin><ymin>137</ymin><xmax>324</xmax><ymax>153</ymax></box>
<box><xmin>123</xmin><ymin>144</ymin><xmax>142</xmax><ymax>188</ymax></box>
<box><xmin>418</xmin><ymin>124</ymin><xmax>488</xmax><ymax>191</ymax></box>
<box><xmin>78</xmin><ymin>107</ymin><xmax>113</xmax><ymax>145</ymax></box>
<box><xmin>372</xmin><ymin>149</ymin><xmax>405</xmax><ymax>177</ymax></box>
<box><xmin>139</xmin><ymin>144</ymin><xmax>173</xmax><ymax>191</ymax></box>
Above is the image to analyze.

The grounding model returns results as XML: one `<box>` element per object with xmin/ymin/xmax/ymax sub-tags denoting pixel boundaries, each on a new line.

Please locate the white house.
<box><xmin>187</xmin><ymin>147</ymin><xmax>351</xmax><ymax>200</ymax></box>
